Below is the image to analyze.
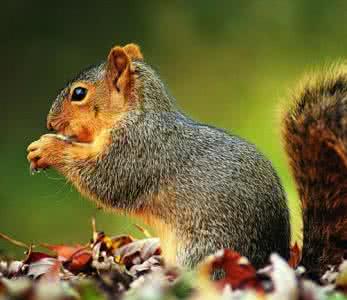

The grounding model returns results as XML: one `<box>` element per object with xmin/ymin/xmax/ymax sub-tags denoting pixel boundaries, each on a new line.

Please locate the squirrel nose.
<box><xmin>47</xmin><ymin>119</ymin><xmax>54</xmax><ymax>131</ymax></box>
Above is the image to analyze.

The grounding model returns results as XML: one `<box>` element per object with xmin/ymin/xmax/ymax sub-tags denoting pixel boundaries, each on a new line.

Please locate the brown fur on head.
<box><xmin>47</xmin><ymin>43</ymin><xmax>144</xmax><ymax>143</ymax></box>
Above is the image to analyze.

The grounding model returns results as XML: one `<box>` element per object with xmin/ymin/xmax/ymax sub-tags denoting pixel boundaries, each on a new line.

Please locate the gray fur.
<box><xmin>56</xmin><ymin>60</ymin><xmax>290</xmax><ymax>268</ymax></box>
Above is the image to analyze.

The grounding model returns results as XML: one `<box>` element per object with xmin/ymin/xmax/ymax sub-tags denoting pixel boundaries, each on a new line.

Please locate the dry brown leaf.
<box><xmin>288</xmin><ymin>242</ymin><xmax>302</xmax><ymax>268</ymax></box>
<box><xmin>41</xmin><ymin>243</ymin><xmax>86</xmax><ymax>261</ymax></box>
<box><xmin>27</xmin><ymin>258</ymin><xmax>61</xmax><ymax>279</ymax></box>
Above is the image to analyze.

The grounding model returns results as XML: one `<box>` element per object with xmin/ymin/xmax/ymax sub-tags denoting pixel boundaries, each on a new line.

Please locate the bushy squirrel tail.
<box><xmin>282</xmin><ymin>63</ymin><xmax>347</xmax><ymax>278</ymax></box>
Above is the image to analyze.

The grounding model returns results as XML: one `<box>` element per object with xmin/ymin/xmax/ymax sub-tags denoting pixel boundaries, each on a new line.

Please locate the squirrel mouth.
<box><xmin>50</xmin><ymin>133</ymin><xmax>77</xmax><ymax>142</ymax></box>
<box><xmin>48</xmin><ymin>130</ymin><xmax>79</xmax><ymax>143</ymax></box>
<box><xmin>49</xmin><ymin>123</ymin><xmax>93</xmax><ymax>144</ymax></box>
<box><xmin>53</xmin><ymin>133</ymin><xmax>92</xmax><ymax>144</ymax></box>
<box><xmin>63</xmin><ymin>134</ymin><xmax>78</xmax><ymax>142</ymax></box>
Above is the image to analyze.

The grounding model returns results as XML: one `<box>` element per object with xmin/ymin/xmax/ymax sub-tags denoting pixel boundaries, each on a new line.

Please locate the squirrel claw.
<box><xmin>30</xmin><ymin>164</ymin><xmax>48</xmax><ymax>175</ymax></box>
<box><xmin>30</xmin><ymin>166</ymin><xmax>39</xmax><ymax>175</ymax></box>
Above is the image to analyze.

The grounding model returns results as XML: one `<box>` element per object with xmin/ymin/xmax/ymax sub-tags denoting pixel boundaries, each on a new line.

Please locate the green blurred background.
<box><xmin>2</xmin><ymin>0</ymin><xmax>346</xmax><ymax>256</ymax></box>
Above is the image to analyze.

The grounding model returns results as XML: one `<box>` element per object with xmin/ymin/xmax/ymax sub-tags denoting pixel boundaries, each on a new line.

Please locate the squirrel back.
<box><xmin>282</xmin><ymin>64</ymin><xmax>347</xmax><ymax>278</ymax></box>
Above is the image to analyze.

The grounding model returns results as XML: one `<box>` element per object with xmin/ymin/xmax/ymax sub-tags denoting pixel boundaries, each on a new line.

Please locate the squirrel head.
<box><xmin>47</xmin><ymin>43</ymin><xmax>148</xmax><ymax>143</ymax></box>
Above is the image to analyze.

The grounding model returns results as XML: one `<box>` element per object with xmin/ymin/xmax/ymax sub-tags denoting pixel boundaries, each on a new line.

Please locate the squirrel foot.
<box><xmin>27</xmin><ymin>134</ymin><xmax>68</xmax><ymax>171</ymax></box>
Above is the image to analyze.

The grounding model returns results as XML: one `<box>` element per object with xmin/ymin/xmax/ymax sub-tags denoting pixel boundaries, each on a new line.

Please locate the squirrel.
<box><xmin>26</xmin><ymin>43</ymin><xmax>346</xmax><ymax>278</ymax></box>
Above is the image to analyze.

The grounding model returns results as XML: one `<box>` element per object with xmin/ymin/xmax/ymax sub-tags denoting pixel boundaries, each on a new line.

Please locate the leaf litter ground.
<box><xmin>0</xmin><ymin>219</ymin><xmax>346</xmax><ymax>300</ymax></box>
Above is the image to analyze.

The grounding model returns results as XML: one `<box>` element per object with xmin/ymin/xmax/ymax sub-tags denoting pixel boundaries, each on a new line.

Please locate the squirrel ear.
<box><xmin>106</xmin><ymin>46</ymin><xmax>132</xmax><ymax>92</ymax></box>
<box><xmin>123</xmin><ymin>43</ymin><xmax>143</xmax><ymax>61</ymax></box>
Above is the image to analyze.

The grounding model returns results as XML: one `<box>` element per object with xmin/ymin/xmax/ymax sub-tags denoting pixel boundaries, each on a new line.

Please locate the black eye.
<box><xmin>71</xmin><ymin>87</ymin><xmax>87</xmax><ymax>101</ymax></box>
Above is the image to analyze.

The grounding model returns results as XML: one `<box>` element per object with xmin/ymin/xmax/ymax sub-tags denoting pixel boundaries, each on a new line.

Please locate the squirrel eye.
<box><xmin>71</xmin><ymin>87</ymin><xmax>87</xmax><ymax>101</ymax></box>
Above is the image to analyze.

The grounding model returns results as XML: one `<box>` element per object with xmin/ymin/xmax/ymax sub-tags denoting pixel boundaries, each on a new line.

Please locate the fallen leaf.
<box><xmin>24</xmin><ymin>251</ymin><xmax>54</xmax><ymax>264</ymax></box>
<box><xmin>266</xmin><ymin>253</ymin><xmax>298</xmax><ymax>299</ymax></box>
<box><xmin>27</xmin><ymin>258</ymin><xmax>61</xmax><ymax>279</ymax></box>
<box><xmin>0</xmin><ymin>277</ymin><xmax>32</xmax><ymax>298</ymax></box>
<box><xmin>65</xmin><ymin>250</ymin><xmax>92</xmax><ymax>273</ymax></box>
<box><xmin>41</xmin><ymin>243</ymin><xmax>86</xmax><ymax>261</ymax></box>
<box><xmin>216</xmin><ymin>250</ymin><xmax>263</xmax><ymax>292</ymax></box>
<box><xmin>7</xmin><ymin>261</ymin><xmax>24</xmax><ymax>277</ymax></box>
<box><xmin>128</xmin><ymin>255</ymin><xmax>163</xmax><ymax>277</ymax></box>
<box><xmin>114</xmin><ymin>238</ymin><xmax>161</xmax><ymax>269</ymax></box>
<box><xmin>288</xmin><ymin>242</ymin><xmax>302</xmax><ymax>269</ymax></box>
<box><xmin>108</xmin><ymin>235</ymin><xmax>134</xmax><ymax>251</ymax></box>
<box><xmin>198</xmin><ymin>249</ymin><xmax>263</xmax><ymax>293</ymax></box>
<box><xmin>39</xmin><ymin>260</ymin><xmax>61</xmax><ymax>282</ymax></box>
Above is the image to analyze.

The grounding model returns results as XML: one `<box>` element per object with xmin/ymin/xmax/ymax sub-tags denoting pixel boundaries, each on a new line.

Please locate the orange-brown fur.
<box><xmin>29</xmin><ymin>45</ymin><xmax>142</xmax><ymax>171</ymax></box>
<box><xmin>123</xmin><ymin>43</ymin><xmax>144</xmax><ymax>61</ymax></box>
<box><xmin>45</xmin><ymin>45</ymin><xmax>142</xmax><ymax>147</ymax></box>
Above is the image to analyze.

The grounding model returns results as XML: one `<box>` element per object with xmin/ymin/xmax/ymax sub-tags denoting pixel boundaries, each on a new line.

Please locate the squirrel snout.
<box><xmin>47</xmin><ymin>121</ymin><xmax>54</xmax><ymax>131</ymax></box>
<box><xmin>47</xmin><ymin>116</ymin><xmax>60</xmax><ymax>132</ymax></box>
<box><xmin>46</xmin><ymin>115</ymin><xmax>69</xmax><ymax>133</ymax></box>
<box><xmin>47</xmin><ymin>117</ymin><xmax>55</xmax><ymax>131</ymax></box>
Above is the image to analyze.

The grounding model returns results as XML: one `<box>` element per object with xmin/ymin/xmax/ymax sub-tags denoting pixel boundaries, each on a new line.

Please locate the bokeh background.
<box><xmin>2</xmin><ymin>0</ymin><xmax>346</xmax><ymax>256</ymax></box>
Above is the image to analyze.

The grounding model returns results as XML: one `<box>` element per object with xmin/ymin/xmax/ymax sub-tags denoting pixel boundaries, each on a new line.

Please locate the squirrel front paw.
<box><xmin>27</xmin><ymin>134</ymin><xmax>67</xmax><ymax>171</ymax></box>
